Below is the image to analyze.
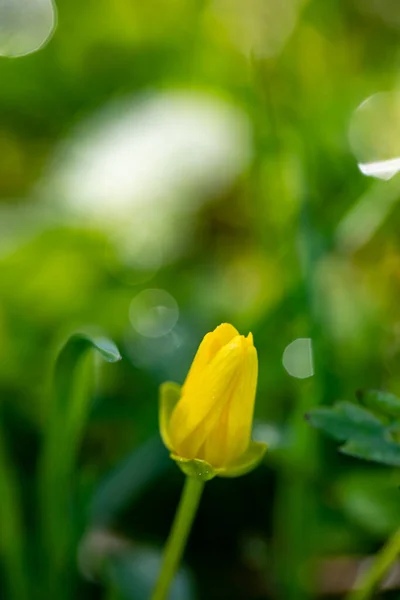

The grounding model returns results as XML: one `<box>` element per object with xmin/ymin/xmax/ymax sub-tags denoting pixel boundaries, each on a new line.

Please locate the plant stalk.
<box><xmin>346</xmin><ymin>527</ymin><xmax>400</xmax><ymax>600</ymax></box>
<box><xmin>151</xmin><ymin>476</ymin><xmax>204</xmax><ymax>600</ymax></box>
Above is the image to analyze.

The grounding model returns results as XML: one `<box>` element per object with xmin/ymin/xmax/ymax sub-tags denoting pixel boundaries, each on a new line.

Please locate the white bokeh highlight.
<box><xmin>0</xmin><ymin>0</ymin><xmax>56</xmax><ymax>57</ymax></box>
<box><xmin>49</xmin><ymin>91</ymin><xmax>251</xmax><ymax>218</ymax></box>
<box><xmin>282</xmin><ymin>338</ymin><xmax>314</xmax><ymax>379</ymax></box>
<box><xmin>43</xmin><ymin>90</ymin><xmax>252</xmax><ymax>262</ymax></box>
<box><xmin>349</xmin><ymin>92</ymin><xmax>400</xmax><ymax>181</ymax></box>
<box><xmin>253</xmin><ymin>422</ymin><xmax>282</xmax><ymax>449</ymax></box>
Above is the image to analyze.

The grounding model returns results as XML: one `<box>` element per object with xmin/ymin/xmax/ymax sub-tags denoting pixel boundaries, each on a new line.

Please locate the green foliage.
<box><xmin>0</xmin><ymin>331</ymin><xmax>121</xmax><ymax>600</ymax></box>
<box><xmin>39</xmin><ymin>332</ymin><xmax>121</xmax><ymax>598</ymax></box>
<box><xmin>2</xmin><ymin>0</ymin><xmax>400</xmax><ymax>598</ymax></box>
<box><xmin>307</xmin><ymin>390</ymin><xmax>400</xmax><ymax>467</ymax></box>
<box><xmin>336</xmin><ymin>471</ymin><xmax>400</xmax><ymax>538</ymax></box>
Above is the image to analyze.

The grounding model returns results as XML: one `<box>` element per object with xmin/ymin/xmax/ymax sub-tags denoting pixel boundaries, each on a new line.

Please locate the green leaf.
<box><xmin>216</xmin><ymin>441</ymin><xmax>267</xmax><ymax>478</ymax></box>
<box><xmin>306</xmin><ymin>401</ymin><xmax>385</xmax><ymax>443</ymax></box>
<box><xmin>341</xmin><ymin>438</ymin><xmax>400</xmax><ymax>467</ymax></box>
<box><xmin>171</xmin><ymin>455</ymin><xmax>216</xmax><ymax>482</ymax></box>
<box><xmin>357</xmin><ymin>389</ymin><xmax>400</xmax><ymax>419</ymax></box>
<box><xmin>307</xmin><ymin>395</ymin><xmax>400</xmax><ymax>467</ymax></box>
<box><xmin>38</xmin><ymin>330</ymin><xmax>121</xmax><ymax>598</ymax></box>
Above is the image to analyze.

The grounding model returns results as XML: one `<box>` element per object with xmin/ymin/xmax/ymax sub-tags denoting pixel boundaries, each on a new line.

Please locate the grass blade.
<box><xmin>38</xmin><ymin>331</ymin><xmax>121</xmax><ymax>598</ymax></box>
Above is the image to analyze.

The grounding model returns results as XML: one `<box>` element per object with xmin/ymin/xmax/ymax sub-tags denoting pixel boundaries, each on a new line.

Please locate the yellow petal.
<box><xmin>183</xmin><ymin>323</ymin><xmax>239</xmax><ymax>398</ymax></box>
<box><xmin>201</xmin><ymin>341</ymin><xmax>257</xmax><ymax>467</ymax></box>
<box><xmin>169</xmin><ymin>335</ymin><xmax>244</xmax><ymax>458</ymax></box>
<box><xmin>223</xmin><ymin>343</ymin><xmax>258</xmax><ymax>463</ymax></box>
<box><xmin>200</xmin><ymin>397</ymin><xmax>230</xmax><ymax>466</ymax></box>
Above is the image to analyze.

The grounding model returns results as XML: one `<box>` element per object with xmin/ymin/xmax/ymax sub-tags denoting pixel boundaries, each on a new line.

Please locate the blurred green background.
<box><xmin>2</xmin><ymin>0</ymin><xmax>400</xmax><ymax>598</ymax></box>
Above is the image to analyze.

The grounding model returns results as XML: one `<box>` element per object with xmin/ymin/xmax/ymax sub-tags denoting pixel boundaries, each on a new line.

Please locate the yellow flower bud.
<box><xmin>159</xmin><ymin>324</ymin><xmax>266</xmax><ymax>478</ymax></box>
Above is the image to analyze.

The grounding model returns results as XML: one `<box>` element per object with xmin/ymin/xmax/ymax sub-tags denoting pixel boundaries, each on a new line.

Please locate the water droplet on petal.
<box><xmin>349</xmin><ymin>92</ymin><xmax>400</xmax><ymax>180</ymax></box>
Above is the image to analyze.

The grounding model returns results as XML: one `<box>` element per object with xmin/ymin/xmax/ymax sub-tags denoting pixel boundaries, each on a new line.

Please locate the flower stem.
<box><xmin>346</xmin><ymin>527</ymin><xmax>400</xmax><ymax>600</ymax></box>
<box><xmin>151</xmin><ymin>476</ymin><xmax>204</xmax><ymax>600</ymax></box>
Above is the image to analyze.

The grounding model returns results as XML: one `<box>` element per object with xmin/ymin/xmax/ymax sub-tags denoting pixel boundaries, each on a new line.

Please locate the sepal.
<box><xmin>170</xmin><ymin>455</ymin><xmax>216</xmax><ymax>482</ymax></box>
<box><xmin>216</xmin><ymin>441</ymin><xmax>267</xmax><ymax>478</ymax></box>
<box><xmin>159</xmin><ymin>382</ymin><xmax>181</xmax><ymax>451</ymax></box>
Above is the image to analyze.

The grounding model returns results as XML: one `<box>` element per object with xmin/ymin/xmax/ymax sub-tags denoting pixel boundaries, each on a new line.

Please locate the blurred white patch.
<box><xmin>252</xmin><ymin>422</ymin><xmax>282</xmax><ymax>449</ymax></box>
<box><xmin>0</xmin><ymin>0</ymin><xmax>56</xmax><ymax>57</ymax></box>
<box><xmin>349</xmin><ymin>92</ymin><xmax>400</xmax><ymax>180</ymax></box>
<box><xmin>79</xmin><ymin>528</ymin><xmax>194</xmax><ymax>598</ymax></box>
<box><xmin>282</xmin><ymin>338</ymin><xmax>314</xmax><ymax>379</ymax></box>
<box><xmin>78</xmin><ymin>528</ymin><xmax>131</xmax><ymax>582</ymax></box>
<box><xmin>358</xmin><ymin>158</ymin><xmax>400</xmax><ymax>181</ymax></box>
<box><xmin>43</xmin><ymin>91</ymin><xmax>252</xmax><ymax>262</ymax></box>
<box><xmin>207</xmin><ymin>0</ymin><xmax>303</xmax><ymax>59</ymax></box>
<box><xmin>129</xmin><ymin>289</ymin><xmax>179</xmax><ymax>338</ymax></box>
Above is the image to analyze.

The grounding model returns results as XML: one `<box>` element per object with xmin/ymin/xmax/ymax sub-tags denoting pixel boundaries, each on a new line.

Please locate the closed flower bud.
<box><xmin>159</xmin><ymin>323</ymin><xmax>266</xmax><ymax>479</ymax></box>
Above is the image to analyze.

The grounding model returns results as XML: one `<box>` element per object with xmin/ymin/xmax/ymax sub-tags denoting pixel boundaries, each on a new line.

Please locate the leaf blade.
<box><xmin>38</xmin><ymin>330</ymin><xmax>121</xmax><ymax>598</ymax></box>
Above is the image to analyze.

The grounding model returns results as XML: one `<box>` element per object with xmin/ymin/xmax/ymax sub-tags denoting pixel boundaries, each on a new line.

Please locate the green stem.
<box><xmin>151</xmin><ymin>476</ymin><xmax>204</xmax><ymax>600</ymax></box>
<box><xmin>346</xmin><ymin>527</ymin><xmax>400</xmax><ymax>600</ymax></box>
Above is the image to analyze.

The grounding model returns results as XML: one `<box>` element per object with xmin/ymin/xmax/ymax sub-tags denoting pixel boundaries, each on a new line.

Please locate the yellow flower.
<box><xmin>159</xmin><ymin>323</ymin><xmax>267</xmax><ymax>480</ymax></box>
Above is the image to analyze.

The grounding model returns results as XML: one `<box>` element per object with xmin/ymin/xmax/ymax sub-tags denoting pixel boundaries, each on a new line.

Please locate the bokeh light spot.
<box><xmin>349</xmin><ymin>92</ymin><xmax>400</xmax><ymax>180</ymax></box>
<box><xmin>282</xmin><ymin>338</ymin><xmax>314</xmax><ymax>379</ymax></box>
<box><xmin>0</xmin><ymin>0</ymin><xmax>56</xmax><ymax>57</ymax></box>
<box><xmin>207</xmin><ymin>0</ymin><xmax>302</xmax><ymax>59</ymax></box>
<box><xmin>129</xmin><ymin>289</ymin><xmax>179</xmax><ymax>338</ymax></box>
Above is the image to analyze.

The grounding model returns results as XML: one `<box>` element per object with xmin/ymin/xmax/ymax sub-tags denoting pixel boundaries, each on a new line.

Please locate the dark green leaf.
<box><xmin>306</xmin><ymin>398</ymin><xmax>400</xmax><ymax>467</ymax></box>
<box><xmin>306</xmin><ymin>401</ymin><xmax>385</xmax><ymax>443</ymax></box>
<box><xmin>340</xmin><ymin>438</ymin><xmax>400</xmax><ymax>467</ymax></box>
